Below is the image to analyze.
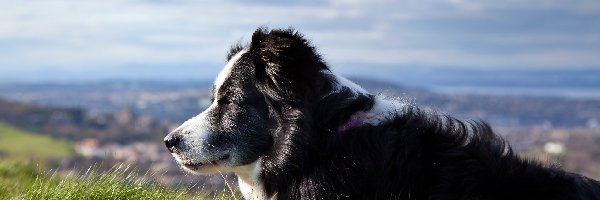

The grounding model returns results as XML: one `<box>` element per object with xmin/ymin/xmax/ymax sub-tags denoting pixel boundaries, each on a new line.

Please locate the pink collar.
<box><xmin>338</xmin><ymin>114</ymin><xmax>368</xmax><ymax>132</ymax></box>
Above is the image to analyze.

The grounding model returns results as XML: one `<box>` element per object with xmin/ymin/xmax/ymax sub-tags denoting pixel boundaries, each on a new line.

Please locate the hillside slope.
<box><xmin>0</xmin><ymin>122</ymin><xmax>72</xmax><ymax>161</ymax></box>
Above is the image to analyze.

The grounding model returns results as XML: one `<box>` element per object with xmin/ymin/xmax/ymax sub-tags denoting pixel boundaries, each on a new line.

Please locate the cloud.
<box><xmin>0</xmin><ymin>0</ymin><xmax>599</xmax><ymax>82</ymax></box>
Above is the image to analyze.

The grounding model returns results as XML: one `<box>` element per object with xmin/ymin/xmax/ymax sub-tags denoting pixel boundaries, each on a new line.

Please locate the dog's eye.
<box><xmin>218</xmin><ymin>97</ymin><xmax>232</xmax><ymax>105</ymax></box>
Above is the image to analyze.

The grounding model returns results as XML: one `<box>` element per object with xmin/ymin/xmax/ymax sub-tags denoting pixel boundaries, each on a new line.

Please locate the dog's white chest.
<box><xmin>235</xmin><ymin>158</ymin><xmax>269</xmax><ymax>200</ymax></box>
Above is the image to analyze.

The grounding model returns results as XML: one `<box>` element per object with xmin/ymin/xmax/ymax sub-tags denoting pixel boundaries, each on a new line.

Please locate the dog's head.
<box><xmin>164</xmin><ymin>28</ymin><xmax>344</xmax><ymax>174</ymax></box>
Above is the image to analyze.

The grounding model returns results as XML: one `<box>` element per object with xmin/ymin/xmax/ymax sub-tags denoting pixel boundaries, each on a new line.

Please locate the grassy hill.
<box><xmin>0</xmin><ymin>122</ymin><xmax>73</xmax><ymax>162</ymax></box>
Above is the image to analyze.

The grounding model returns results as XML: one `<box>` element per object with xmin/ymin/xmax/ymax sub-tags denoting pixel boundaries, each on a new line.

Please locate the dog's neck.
<box><xmin>319</xmin><ymin>70</ymin><xmax>406</xmax><ymax>132</ymax></box>
<box><xmin>338</xmin><ymin>96</ymin><xmax>406</xmax><ymax>132</ymax></box>
<box><xmin>323</xmin><ymin>69</ymin><xmax>406</xmax><ymax>132</ymax></box>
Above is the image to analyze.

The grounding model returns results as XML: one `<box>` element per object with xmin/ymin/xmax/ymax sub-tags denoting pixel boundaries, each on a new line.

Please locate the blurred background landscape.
<box><xmin>1</xmin><ymin>0</ymin><xmax>599</xmax><ymax>196</ymax></box>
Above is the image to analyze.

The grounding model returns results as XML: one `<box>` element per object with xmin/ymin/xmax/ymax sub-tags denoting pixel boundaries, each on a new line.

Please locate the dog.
<box><xmin>164</xmin><ymin>27</ymin><xmax>600</xmax><ymax>199</ymax></box>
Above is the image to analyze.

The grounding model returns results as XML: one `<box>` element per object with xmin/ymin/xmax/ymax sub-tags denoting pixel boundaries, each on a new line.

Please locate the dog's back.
<box><xmin>260</xmin><ymin>102</ymin><xmax>600</xmax><ymax>199</ymax></box>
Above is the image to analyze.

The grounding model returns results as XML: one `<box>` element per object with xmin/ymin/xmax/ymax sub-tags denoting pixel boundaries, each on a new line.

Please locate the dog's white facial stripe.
<box><xmin>214</xmin><ymin>49</ymin><xmax>247</xmax><ymax>96</ymax></box>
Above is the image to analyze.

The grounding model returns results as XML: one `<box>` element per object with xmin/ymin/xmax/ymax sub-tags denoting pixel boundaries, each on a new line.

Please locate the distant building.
<box><xmin>75</xmin><ymin>138</ymin><xmax>106</xmax><ymax>158</ymax></box>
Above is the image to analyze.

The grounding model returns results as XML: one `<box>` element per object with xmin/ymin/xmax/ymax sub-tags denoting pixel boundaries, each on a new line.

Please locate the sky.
<box><xmin>1</xmin><ymin>0</ymin><xmax>599</xmax><ymax>83</ymax></box>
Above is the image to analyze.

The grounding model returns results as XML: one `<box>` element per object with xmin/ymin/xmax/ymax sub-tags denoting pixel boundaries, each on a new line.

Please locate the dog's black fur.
<box><xmin>167</xmin><ymin>28</ymin><xmax>600</xmax><ymax>199</ymax></box>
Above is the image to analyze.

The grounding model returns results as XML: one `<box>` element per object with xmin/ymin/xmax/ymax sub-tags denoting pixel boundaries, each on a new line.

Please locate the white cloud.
<box><xmin>0</xmin><ymin>0</ymin><xmax>599</xmax><ymax>79</ymax></box>
<box><xmin>444</xmin><ymin>0</ymin><xmax>600</xmax><ymax>13</ymax></box>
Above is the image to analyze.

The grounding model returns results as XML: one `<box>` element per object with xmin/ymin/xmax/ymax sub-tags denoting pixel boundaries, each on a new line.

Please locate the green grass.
<box><xmin>25</xmin><ymin>164</ymin><xmax>192</xmax><ymax>200</ymax></box>
<box><xmin>0</xmin><ymin>161</ymin><xmax>240</xmax><ymax>200</ymax></box>
<box><xmin>0</xmin><ymin>122</ymin><xmax>73</xmax><ymax>161</ymax></box>
<box><xmin>0</xmin><ymin>161</ymin><xmax>42</xmax><ymax>199</ymax></box>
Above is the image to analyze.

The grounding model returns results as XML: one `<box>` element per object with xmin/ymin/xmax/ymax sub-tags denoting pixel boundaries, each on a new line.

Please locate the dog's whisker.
<box><xmin>217</xmin><ymin>168</ymin><xmax>237</xmax><ymax>200</ymax></box>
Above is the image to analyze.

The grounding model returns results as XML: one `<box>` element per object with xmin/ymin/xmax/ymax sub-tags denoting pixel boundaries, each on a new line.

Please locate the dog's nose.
<box><xmin>164</xmin><ymin>134</ymin><xmax>182</xmax><ymax>153</ymax></box>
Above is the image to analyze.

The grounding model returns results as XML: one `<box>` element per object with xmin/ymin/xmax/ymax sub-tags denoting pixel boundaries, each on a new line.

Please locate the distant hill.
<box><xmin>2</xmin><ymin>79</ymin><xmax>600</xmax><ymax>128</ymax></box>
<box><xmin>0</xmin><ymin>99</ymin><xmax>167</xmax><ymax>144</ymax></box>
<box><xmin>0</xmin><ymin>98</ymin><xmax>84</xmax><ymax>130</ymax></box>
<box><xmin>352</xmin><ymin>78</ymin><xmax>600</xmax><ymax>128</ymax></box>
<box><xmin>340</xmin><ymin>67</ymin><xmax>600</xmax><ymax>90</ymax></box>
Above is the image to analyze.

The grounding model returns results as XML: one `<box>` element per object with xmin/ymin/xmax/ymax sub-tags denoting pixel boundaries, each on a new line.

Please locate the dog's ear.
<box><xmin>250</xmin><ymin>27</ymin><xmax>331</xmax><ymax>102</ymax></box>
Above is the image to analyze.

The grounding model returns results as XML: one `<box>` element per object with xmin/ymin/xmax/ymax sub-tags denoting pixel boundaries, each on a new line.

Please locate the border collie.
<box><xmin>164</xmin><ymin>28</ymin><xmax>600</xmax><ymax>199</ymax></box>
